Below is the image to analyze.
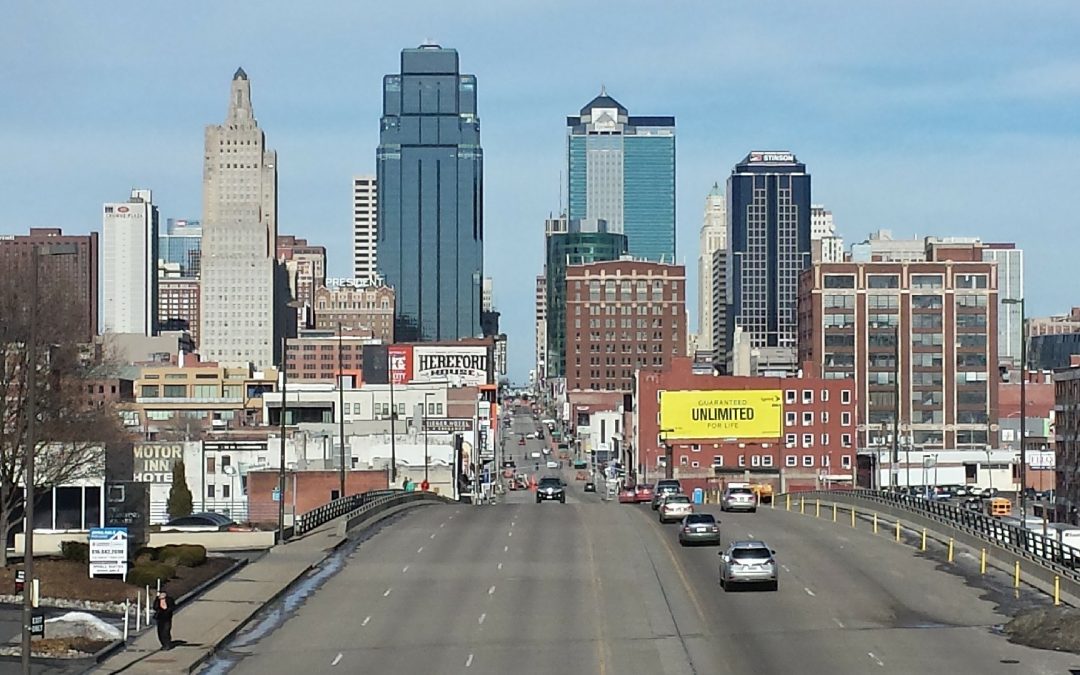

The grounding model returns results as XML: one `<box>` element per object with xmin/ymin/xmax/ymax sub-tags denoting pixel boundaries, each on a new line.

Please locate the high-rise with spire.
<box><xmin>199</xmin><ymin>67</ymin><xmax>285</xmax><ymax>366</ymax></box>
<box><xmin>697</xmin><ymin>183</ymin><xmax>726</xmax><ymax>356</ymax></box>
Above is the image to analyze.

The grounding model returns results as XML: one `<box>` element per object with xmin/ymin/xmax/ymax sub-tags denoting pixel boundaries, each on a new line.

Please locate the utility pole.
<box><xmin>893</xmin><ymin>322</ymin><xmax>901</xmax><ymax>489</ymax></box>
<box><xmin>277</xmin><ymin>336</ymin><xmax>288</xmax><ymax>542</ymax></box>
<box><xmin>1020</xmin><ymin>298</ymin><xmax>1027</xmax><ymax>519</ymax></box>
<box><xmin>21</xmin><ymin>246</ymin><xmax>40</xmax><ymax>675</ymax></box>
<box><xmin>337</xmin><ymin>323</ymin><xmax>346</xmax><ymax>499</ymax></box>
<box><xmin>387</xmin><ymin>349</ymin><xmax>397</xmax><ymax>486</ymax></box>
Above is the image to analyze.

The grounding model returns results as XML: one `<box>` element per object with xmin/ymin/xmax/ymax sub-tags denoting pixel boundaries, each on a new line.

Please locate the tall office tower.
<box><xmin>726</xmin><ymin>151</ymin><xmax>811</xmax><ymax>372</ymax></box>
<box><xmin>200</xmin><ymin>68</ymin><xmax>283</xmax><ymax>366</ymax></box>
<box><xmin>545</xmin><ymin>219</ymin><xmax>628</xmax><ymax>378</ymax></box>
<box><xmin>697</xmin><ymin>183</ymin><xmax>726</xmax><ymax>355</ymax></box>
<box><xmin>711</xmin><ymin>247</ymin><xmax>728</xmax><ymax>370</ymax></box>
<box><xmin>159</xmin><ymin>218</ymin><xmax>202</xmax><ymax>278</ymax></box>
<box><xmin>352</xmin><ymin>176</ymin><xmax>378</xmax><ymax>281</ymax></box>
<box><xmin>810</xmin><ymin>204</ymin><xmax>844</xmax><ymax>263</ymax></box>
<box><xmin>277</xmin><ymin>236</ymin><xmax>327</xmax><ymax>332</ymax></box>
<box><xmin>982</xmin><ymin>244</ymin><xmax>1023</xmax><ymax>368</ymax></box>
<box><xmin>103</xmin><ymin>189</ymin><xmax>159</xmax><ymax>335</ymax></box>
<box><xmin>376</xmin><ymin>44</ymin><xmax>484</xmax><ymax>342</ymax></box>
<box><xmin>535</xmin><ymin>272</ymin><xmax>547</xmax><ymax>380</ymax></box>
<box><xmin>0</xmin><ymin>228</ymin><xmax>99</xmax><ymax>341</ymax></box>
<box><xmin>566</xmin><ymin>89</ymin><xmax>675</xmax><ymax>262</ymax></box>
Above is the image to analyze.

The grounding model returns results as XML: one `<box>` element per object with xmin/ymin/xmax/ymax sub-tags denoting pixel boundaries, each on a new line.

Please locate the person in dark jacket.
<box><xmin>153</xmin><ymin>591</ymin><xmax>175</xmax><ymax>650</ymax></box>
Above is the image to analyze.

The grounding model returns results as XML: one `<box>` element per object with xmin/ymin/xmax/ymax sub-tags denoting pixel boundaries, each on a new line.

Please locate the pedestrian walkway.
<box><xmin>95</xmin><ymin>522</ymin><xmax>348</xmax><ymax>674</ymax></box>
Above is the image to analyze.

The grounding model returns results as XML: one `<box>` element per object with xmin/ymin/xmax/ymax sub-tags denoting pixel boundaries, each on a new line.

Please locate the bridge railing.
<box><xmin>781</xmin><ymin>489</ymin><xmax>1080</xmax><ymax>579</ymax></box>
<box><xmin>293</xmin><ymin>489</ymin><xmax>449</xmax><ymax>537</ymax></box>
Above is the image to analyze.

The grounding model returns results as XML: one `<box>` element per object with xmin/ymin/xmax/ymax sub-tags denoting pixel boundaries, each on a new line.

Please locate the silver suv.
<box><xmin>720</xmin><ymin>486</ymin><xmax>758</xmax><ymax>513</ymax></box>
<box><xmin>719</xmin><ymin>540</ymin><xmax>778</xmax><ymax>591</ymax></box>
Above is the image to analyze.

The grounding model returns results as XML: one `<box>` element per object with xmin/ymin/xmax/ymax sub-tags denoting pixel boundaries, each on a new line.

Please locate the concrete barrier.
<box><xmin>13</xmin><ymin>530</ymin><xmax>87</xmax><ymax>556</ymax></box>
<box><xmin>149</xmin><ymin>530</ymin><xmax>276</xmax><ymax>550</ymax></box>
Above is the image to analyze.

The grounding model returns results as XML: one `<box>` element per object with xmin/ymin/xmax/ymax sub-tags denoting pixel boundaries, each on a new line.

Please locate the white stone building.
<box><xmin>102</xmin><ymin>189</ymin><xmax>158</xmax><ymax>335</ymax></box>
<box><xmin>352</xmin><ymin>175</ymin><xmax>378</xmax><ymax>281</ymax></box>
<box><xmin>697</xmin><ymin>184</ymin><xmax>726</xmax><ymax>355</ymax></box>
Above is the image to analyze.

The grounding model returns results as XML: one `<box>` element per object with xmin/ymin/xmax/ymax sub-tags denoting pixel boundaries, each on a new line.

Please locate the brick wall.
<box><xmin>247</xmin><ymin>469</ymin><xmax>388</xmax><ymax>526</ymax></box>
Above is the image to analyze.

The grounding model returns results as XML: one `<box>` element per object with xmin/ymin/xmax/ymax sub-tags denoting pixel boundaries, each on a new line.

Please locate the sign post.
<box><xmin>30</xmin><ymin>614</ymin><xmax>44</xmax><ymax>638</ymax></box>
<box><xmin>89</xmin><ymin>527</ymin><xmax>129</xmax><ymax>580</ymax></box>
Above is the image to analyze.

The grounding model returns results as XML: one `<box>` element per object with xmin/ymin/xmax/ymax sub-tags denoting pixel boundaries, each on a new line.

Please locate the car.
<box><xmin>634</xmin><ymin>484</ymin><xmax>654</xmax><ymax>504</ymax></box>
<box><xmin>163</xmin><ymin>512</ymin><xmax>238</xmax><ymax>532</ymax></box>
<box><xmin>719</xmin><ymin>540</ymin><xmax>778</xmax><ymax>591</ymax></box>
<box><xmin>979</xmin><ymin>487</ymin><xmax>1001</xmax><ymax>500</ymax></box>
<box><xmin>658</xmin><ymin>494</ymin><xmax>693</xmax><ymax>523</ymax></box>
<box><xmin>518</xmin><ymin>437</ymin><xmax>526</xmax><ymax>446</ymax></box>
<box><xmin>536</xmin><ymin>477</ymin><xmax>566</xmax><ymax>504</ymax></box>
<box><xmin>720</xmin><ymin>486</ymin><xmax>758</xmax><ymax>513</ymax></box>
<box><xmin>651</xmin><ymin>479</ymin><xmax>682</xmax><ymax>510</ymax></box>
<box><xmin>530</xmin><ymin>451</ymin><xmax>541</xmax><ymax>459</ymax></box>
<box><xmin>678</xmin><ymin>513</ymin><xmax>721</xmax><ymax>546</ymax></box>
<box><xmin>583</xmin><ymin>481</ymin><xmax>596</xmax><ymax>493</ymax></box>
<box><xmin>618</xmin><ymin>486</ymin><xmax>637</xmax><ymax>503</ymax></box>
<box><xmin>526</xmin><ymin>432</ymin><xmax>536</xmax><ymax>440</ymax></box>
<box><xmin>546</xmin><ymin>460</ymin><xmax>559</xmax><ymax>469</ymax></box>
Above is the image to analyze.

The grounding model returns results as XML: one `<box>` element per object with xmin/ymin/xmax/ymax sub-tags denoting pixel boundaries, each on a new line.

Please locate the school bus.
<box><xmin>986</xmin><ymin>497</ymin><xmax>1012</xmax><ymax>517</ymax></box>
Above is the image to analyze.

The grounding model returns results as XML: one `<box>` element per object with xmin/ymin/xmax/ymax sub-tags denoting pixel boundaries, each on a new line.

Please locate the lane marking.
<box><xmin>440</xmin><ymin>522</ymin><xmax>446</xmax><ymax>528</ymax></box>
<box><xmin>781</xmin><ymin>564</ymin><xmax>791</xmax><ymax>573</ymax></box>
<box><xmin>867</xmin><ymin>652</ymin><xmax>884</xmax><ymax>667</ymax></box>
<box><xmin>331</xmin><ymin>653</ymin><xmax>342</xmax><ymax>667</ymax></box>
<box><xmin>488</xmin><ymin>585</ymin><xmax>496</xmax><ymax>595</ymax></box>
<box><xmin>508</xmin><ymin>531</ymin><xmax>513</xmax><ymax>537</ymax></box>
<box><xmin>383</xmin><ymin>588</ymin><xmax>392</xmax><ymax>597</ymax></box>
<box><xmin>465</xmin><ymin>654</ymin><xmax>474</xmax><ymax>668</ymax></box>
<box><xmin>402</xmin><ymin>565</ymin><xmax>409</xmax><ymax>574</ymax></box>
<box><xmin>747</xmin><ymin>532</ymin><xmax>755</xmax><ymax>538</ymax></box>
<box><xmin>449</xmin><ymin>515</ymin><xmax>455</xmax><ymax>520</ymax></box>
<box><xmin>362</xmin><ymin>616</ymin><xmax>371</xmax><ymax>626</ymax></box>
<box><xmin>833</xmin><ymin>617</ymin><xmax>844</xmax><ymax>628</ymax></box>
<box><xmin>804</xmin><ymin>587</ymin><xmax>816</xmax><ymax>597</ymax></box>
<box><xmin>417</xmin><ymin>546</ymin><xmax>424</xmax><ymax>553</ymax></box>
<box><xmin>478</xmin><ymin>613</ymin><xmax>486</xmax><ymax>624</ymax></box>
<box><xmin>430</xmin><ymin>533</ymin><xmax>437</xmax><ymax>539</ymax></box>
<box><xmin>504</xmin><ymin>545</ymin><xmax>509</xmax><ymax>553</ymax></box>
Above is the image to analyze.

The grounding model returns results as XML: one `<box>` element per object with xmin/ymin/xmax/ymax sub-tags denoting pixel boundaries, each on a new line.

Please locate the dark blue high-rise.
<box><xmin>726</xmin><ymin>151</ymin><xmax>811</xmax><ymax>353</ymax></box>
<box><xmin>377</xmin><ymin>44</ymin><xmax>483</xmax><ymax>342</ymax></box>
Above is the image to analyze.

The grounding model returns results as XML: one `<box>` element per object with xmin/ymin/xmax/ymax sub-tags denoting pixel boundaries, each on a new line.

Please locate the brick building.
<box><xmin>634</xmin><ymin>358</ymin><xmax>857</xmax><ymax>493</ymax></box>
<box><xmin>246</xmin><ymin>469</ymin><xmax>388</xmax><ymax>526</ymax></box>
<box><xmin>278</xmin><ymin>236</ymin><xmax>327</xmax><ymax>331</ymax></box>
<box><xmin>313</xmin><ymin>284</ymin><xmax>394</xmax><ymax>343</ymax></box>
<box><xmin>0</xmin><ymin>228</ymin><xmax>99</xmax><ymax>341</ymax></box>
<box><xmin>565</xmin><ymin>259</ymin><xmax>686</xmax><ymax>392</ymax></box>
<box><xmin>158</xmin><ymin>277</ymin><xmax>200</xmax><ymax>346</ymax></box>
<box><xmin>285</xmin><ymin>329</ymin><xmax>375</xmax><ymax>382</ymax></box>
<box><xmin>1055</xmin><ymin>356</ymin><xmax>1080</xmax><ymax>522</ymax></box>
<box><xmin>798</xmin><ymin>251</ymin><xmax>999</xmax><ymax>454</ymax></box>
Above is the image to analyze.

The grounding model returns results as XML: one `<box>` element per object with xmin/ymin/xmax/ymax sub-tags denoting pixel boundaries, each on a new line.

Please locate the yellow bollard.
<box><xmin>786</xmin><ymin>494</ymin><xmax>791</xmax><ymax>511</ymax></box>
<box><xmin>895</xmin><ymin>520</ymin><xmax>901</xmax><ymax>542</ymax></box>
<box><xmin>980</xmin><ymin>548</ymin><xmax>987</xmax><ymax>575</ymax></box>
<box><xmin>832</xmin><ymin>503</ymin><xmax>837</xmax><ymax>522</ymax></box>
<box><xmin>948</xmin><ymin>538</ymin><xmax>954</xmax><ymax>563</ymax></box>
<box><xmin>851</xmin><ymin>507</ymin><xmax>857</xmax><ymax>528</ymax></box>
<box><xmin>921</xmin><ymin>528</ymin><xmax>927</xmax><ymax>551</ymax></box>
<box><xmin>800</xmin><ymin>497</ymin><xmax>805</xmax><ymax>515</ymax></box>
<box><xmin>873</xmin><ymin>513</ymin><xmax>878</xmax><ymax>534</ymax></box>
<box><xmin>1055</xmin><ymin>576</ymin><xmax>1061</xmax><ymax>606</ymax></box>
<box><xmin>815</xmin><ymin>499</ymin><xmax>820</xmax><ymax>518</ymax></box>
<box><xmin>1014</xmin><ymin>561</ymin><xmax>1021</xmax><ymax>589</ymax></box>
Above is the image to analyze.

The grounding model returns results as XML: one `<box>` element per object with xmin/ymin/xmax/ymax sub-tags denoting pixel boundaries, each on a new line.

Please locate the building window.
<box><xmin>690</xmin><ymin>444</ymin><xmax>700</xmax><ymax>452</ymax></box>
<box><xmin>820</xmin><ymin>433</ymin><xmax>830</xmax><ymax>446</ymax></box>
<box><xmin>841</xmin><ymin>455</ymin><xmax>852</xmax><ymax>469</ymax></box>
<box><xmin>841</xmin><ymin>412</ymin><xmax>851</xmax><ymax>426</ymax></box>
<box><xmin>222</xmin><ymin>484</ymin><xmax>231</xmax><ymax>498</ymax></box>
<box><xmin>842</xmin><ymin>434</ymin><xmax>852</xmax><ymax>447</ymax></box>
<box><xmin>786</xmin><ymin>433</ymin><xmax>796</xmax><ymax>447</ymax></box>
<box><xmin>785</xmin><ymin>390</ymin><xmax>796</xmax><ymax>404</ymax></box>
<box><xmin>738</xmin><ymin>455</ymin><xmax>746</xmax><ymax>467</ymax></box>
<box><xmin>841</xmin><ymin>390</ymin><xmax>851</xmax><ymax>404</ymax></box>
<box><xmin>206</xmin><ymin>485</ymin><xmax>215</xmax><ymax>498</ymax></box>
<box><xmin>803</xmin><ymin>455</ymin><xmax>814</xmax><ymax>467</ymax></box>
<box><xmin>821</xmin><ymin>455</ymin><xmax>831</xmax><ymax>467</ymax></box>
<box><xmin>751</xmin><ymin>455</ymin><xmax>761</xmax><ymax>467</ymax></box>
<box><xmin>680</xmin><ymin>455</ymin><xmax>688</xmax><ymax>466</ymax></box>
<box><xmin>802</xmin><ymin>412</ymin><xmax>813</xmax><ymax>426</ymax></box>
<box><xmin>821</xmin><ymin>389</ymin><xmax>829</xmax><ymax>402</ymax></box>
<box><xmin>821</xmin><ymin>411</ymin><xmax>829</xmax><ymax>424</ymax></box>
<box><xmin>786</xmin><ymin>455</ymin><xmax>797</xmax><ymax>467</ymax></box>
<box><xmin>785</xmin><ymin>411</ymin><xmax>796</xmax><ymax>426</ymax></box>
<box><xmin>691</xmin><ymin>461</ymin><xmax>700</xmax><ymax>469</ymax></box>
<box><xmin>802</xmin><ymin>390</ymin><xmax>813</xmax><ymax>404</ymax></box>
<box><xmin>762</xmin><ymin>455</ymin><xmax>774</xmax><ymax>467</ymax></box>
<box><xmin>206</xmin><ymin>457</ymin><xmax>216</xmax><ymax>474</ymax></box>
<box><xmin>802</xmin><ymin>434</ymin><xmax>813</xmax><ymax>448</ymax></box>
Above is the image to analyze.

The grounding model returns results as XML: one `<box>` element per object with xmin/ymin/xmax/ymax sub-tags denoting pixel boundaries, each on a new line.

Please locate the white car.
<box><xmin>546</xmin><ymin>460</ymin><xmax>559</xmax><ymax>469</ymax></box>
<box><xmin>530</xmin><ymin>451</ymin><xmax>541</xmax><ymax>459</ymax></box>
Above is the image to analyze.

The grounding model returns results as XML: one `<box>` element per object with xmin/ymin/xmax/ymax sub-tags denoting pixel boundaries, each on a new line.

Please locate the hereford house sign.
<box><xmin>412</xmin><ymin>346</ymin><xmax>490</xmax><ymax>386</ymax></box>
<box><xmin>132</xmin><ymin>443</ymin><xmax>183</xmax><ymax>483</ymax></box>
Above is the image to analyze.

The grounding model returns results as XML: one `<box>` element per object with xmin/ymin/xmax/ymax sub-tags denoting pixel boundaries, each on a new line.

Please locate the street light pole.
<box><xmin>387</xmin><ymin>348</ymin><xmax>397</xmax><ymax>486</ymax></box>
<box><xmin>1020</xmin><ymin>298</ymin><xmax>1027</xmax><ymax>518</ymax></box>
<box><xmin>337</xmin><ymin>323</ymin><xmax>346</xmax><ymax>499</ymax></box>
<box><xmin>423</xmin><ymin>392</ymin><xmax>434</xmax><ymax>485</ymax></box>
<box><xmin>277</xmin><ymin>336</ymin><xmax>288</xmax><ymax>542</ymax></box>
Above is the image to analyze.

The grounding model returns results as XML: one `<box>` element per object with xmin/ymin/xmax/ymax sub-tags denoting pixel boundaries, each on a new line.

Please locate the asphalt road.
<box><xmin>217</xmin><ymin>409</ymin><xmax>1080</xmax><ymax>674</ymax></box>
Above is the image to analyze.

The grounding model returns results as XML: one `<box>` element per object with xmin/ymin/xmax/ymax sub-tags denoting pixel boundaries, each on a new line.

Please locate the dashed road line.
<box><xmin>508</xmin><ymin>531</ymin><xmax>513</xmax><ymax>537</ymax></box>
<box><xmin>833</xmin><ymin>617</ymin><xmax>844</xmax><ymax>628</ymax></box>
<box><xmin>383</xmin><ymin>588</ymin><xmax>392</xmax><ymax>597</ymax></box>
<box><xmin>804</xmin><ymin>587</ymin><xmax>816</xmax><ymax>597</ymax></box>
<box><xmin>331</xmin><ymin>653</ymin><xmax>342</xmax><ymax>667</ymax></box>
<box><xmin>478</xmin><ymin>613</ymin><xmax>486</xmax><ymax>624</ymax></box>
<box><xmin>402</xmin><ymin>565</ymin><xmax>409</xmax><ymax>573</ymax></box>
<box><xmin>867</xmin><ymin>652</ymin><xmax>884</xmax><ymax>667</ymax></box>
<box><xmin>497</xmin><ymin>562</ymin><xmax>503</xmax><ymax>570</ymax></box>
<box><xmin>440</xmin><ymin>522</ymin><xmax>446</xmax><ymax>528</ymax></box>
<box><xmin>504</xmin><ymin>545</ymin><xmax>509</xmax><ymax>553</ymax></box>
<box><xmin>362</xmin><ymin>616</ymin><xmax>371</xmax><ymax>626</ymax></box>
<box><xmin>466</xmin><ymin>654</ymin><xmax>474</xmax><ymax>668</ymax></box>
<box><xmin>781</xmin><ymin>564</ymin><xmax>791</xmax><ymax>573</ymax></box>
<box><xmin>488</xmin><ymin>585</ymin><xmax>496</xmax><ymax>595</ymax></box>
<box><xmin>430</xmin><ymin>533</ymin><xmax>437</xmax><ymax>539</ymax></box>
<box><xmin>417</xmin><ymin>546</ymin><xmax>424</xmax><ymax>553</ymax></box>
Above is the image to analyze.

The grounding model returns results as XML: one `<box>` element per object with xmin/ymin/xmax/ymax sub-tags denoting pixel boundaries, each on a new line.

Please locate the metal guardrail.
<box><xmin>788</xmin><ymin>489</ymin><xmax>1080</xmax><ymax>578</ymax></box>
<box><xmin>294</xmin><ymin>489</ymin><xmax>399</xmax><ymax>535</ymax></box>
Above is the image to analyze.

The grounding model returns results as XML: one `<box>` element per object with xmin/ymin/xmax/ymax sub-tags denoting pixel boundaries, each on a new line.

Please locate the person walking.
<box><xmin>153</xmin><ymin>590</ymin><xmax>175</xmax><ymax>650</ymax></box>
<box><xmin>420</xmin><ymin>479</ymin><xmax>430</xmax><ymax>492</ymax></box>
<box><xmin>401</xmin><ymin>476</ymin><xmax>409</xmax><ymax>490</ymax></box>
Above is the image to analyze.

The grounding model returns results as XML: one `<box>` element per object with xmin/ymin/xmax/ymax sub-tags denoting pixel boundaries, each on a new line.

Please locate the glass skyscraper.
<box><xmin>545</xmin><ymin>219</ymin><xmax>628</xmax><ymax>378</ymax></box>
<box><xmin>727</xmin><ymin>151</ymin><xmax>811</xmax><ymax>354</ymax></box>
<box><xmin>159</xmin><ymin>218</ymin><xmax>202</xmax><ymax>278</ymax></box>
<box><xmin>567</xmin><ymin>90</ymin><xmax>675</xmax><ymax>263</ymax></box>
<box><xmin>376</xmin><ymin>44</ymin><xmax>483</xmax><ymax>342</ymax></box>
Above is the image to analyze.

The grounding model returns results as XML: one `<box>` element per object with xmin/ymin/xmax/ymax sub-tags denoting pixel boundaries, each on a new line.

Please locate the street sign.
<box><xmin>14</xmin><ymin>569</ymin><xmax>24</xmax><ymax>592</ymax></box>
<box><xmin>89</xmin><ymin>527</ymin><xmax>128</xmax><ymax>578</ymax></box>
<box><xmin>30</xmin><ymin>614</ymin><xmax>44</xmax><ymax>637</ymax></box>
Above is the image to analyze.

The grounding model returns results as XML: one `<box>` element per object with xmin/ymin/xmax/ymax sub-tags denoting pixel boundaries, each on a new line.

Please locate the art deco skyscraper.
<box><xmin>376</xmin><ymin>44</ymin><xmax>484</xmax><ymax>342</ymax></box>
<box><xmin>199</xmin><ymin>68</ymin><xmax>283</xmax><ymax>366</ymax></box>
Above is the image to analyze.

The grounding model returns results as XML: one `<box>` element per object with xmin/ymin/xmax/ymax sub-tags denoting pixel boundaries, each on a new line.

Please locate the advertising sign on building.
<box><xmin>132</xmin><ymin>443</ymin><xmax>184</xmax><ymax>483</ymax></box>
<box><xmin>659</xmin><ymin>390</ymin><xmax>783</xmax><ymax>440</ymax></box>
<box><xmin>412</xmin><ymin>346</ymin><xmax>490</xmax><ymax>386</ymax></box>
<box><xmin>748</xmin><ymin>151</ymin><xmax>795</xmax><ymax>164</ymax></box>
<box><xmin>1029</xmin><ymin>451</ymin><xmax>1056</xmax><ymax>470</ymax></box>
<box><xmin>422</xmin><ymin>418</ymin><xmax>475</xmax><ymax>433</ymax></box>
<box><xmin>89</xmin><ymin>527</ymin><xmax>128</xmax><ymax>578</ymax></box>
<box><xmin>388</xmin><ymin>345</ymin><xmax>413</xmax><ymax>385</ymax></box>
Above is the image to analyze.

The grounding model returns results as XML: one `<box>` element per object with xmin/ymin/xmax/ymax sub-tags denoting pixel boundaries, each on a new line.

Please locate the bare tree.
<box><xmin>0</xmin><ymin>269</ymin><xmax>126</xmax><ymax>566</ymax></box>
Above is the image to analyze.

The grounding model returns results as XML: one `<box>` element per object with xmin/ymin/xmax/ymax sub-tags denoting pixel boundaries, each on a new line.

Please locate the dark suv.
<box><xmin>536</xmin><ymin>477</ymin><xmax>566</xmax><ymax>504</ymax></box>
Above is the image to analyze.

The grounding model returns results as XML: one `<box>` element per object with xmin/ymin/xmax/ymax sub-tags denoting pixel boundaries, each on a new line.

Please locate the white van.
<box><xmin>1046</xmin><ymin>523</ymin><xmax>1080</xmax><ymax>566</ymax></box>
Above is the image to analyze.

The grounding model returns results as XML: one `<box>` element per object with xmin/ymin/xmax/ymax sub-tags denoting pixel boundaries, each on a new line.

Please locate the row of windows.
<box><xmin>783</xmin><ymin>410</ymin><xmax>853</xmax><ymax>426</ymax></box>
<box><xmin>824</xmin><ymin>274</ymin><xmax>988</xmax><ymax>290</ymax></box>
<box><xmin>674</xmin><ymin>454</ymin><xmax>854</xmax><ymax>470</ymax></box>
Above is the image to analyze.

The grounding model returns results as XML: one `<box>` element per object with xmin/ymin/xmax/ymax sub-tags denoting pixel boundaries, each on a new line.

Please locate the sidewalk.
<box><xmin>94</xmin><ymin>522</ymin><xmax>347</xmax><ymax>674</ymax></box>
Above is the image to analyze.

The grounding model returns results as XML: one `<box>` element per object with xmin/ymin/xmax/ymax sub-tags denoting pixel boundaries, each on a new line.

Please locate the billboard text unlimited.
<box><xmin>691</xmin><ymin>406</ymin><xmax>755</xmax><ymax>422</ymax></box>
<box><xmin>659</xmin><ymin>389</ymin><xmax>782</xmax><ymax>440</ymax></box>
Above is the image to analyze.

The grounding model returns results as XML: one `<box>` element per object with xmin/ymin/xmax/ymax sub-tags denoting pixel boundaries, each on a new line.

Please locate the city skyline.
<box><xmin>4</xmin><ymin>2</ymin><xmax>1079</xmax><ymax>379</ymax></box>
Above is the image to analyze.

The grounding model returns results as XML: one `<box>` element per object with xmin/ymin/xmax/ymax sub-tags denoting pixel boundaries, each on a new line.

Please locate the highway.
<box><xmin>217</xmin><ymin>409</ymin><xmax>1080</xmax><ymax>674</ymax></box>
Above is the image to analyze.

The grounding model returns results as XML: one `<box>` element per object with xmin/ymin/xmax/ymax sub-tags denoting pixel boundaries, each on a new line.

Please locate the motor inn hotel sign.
<box><xmin>132</xmin><ymin>443</ymin><xmax>183</xmax><ymax>483</ymax></box>
<box><xmin>412</xmin><ymin>346</ymin><xmax>491</xmax><ymax>386</ymax></box>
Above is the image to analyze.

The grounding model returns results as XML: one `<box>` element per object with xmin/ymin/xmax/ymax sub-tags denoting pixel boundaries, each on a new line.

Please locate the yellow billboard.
<box><xmin>659</xmin><ymin>390</ymin><xmax>783</xmax><ymax>440</ymax></box>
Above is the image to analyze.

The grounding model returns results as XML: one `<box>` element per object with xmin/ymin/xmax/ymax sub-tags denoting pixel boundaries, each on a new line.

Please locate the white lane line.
<box><xmin>478</xmin><ymin>613</ymin><xmax>486</xmax><ymax>624</ymax></box>
<box><xmin>449</xmin><ymin>515</ymin><xmax>455</xmax><ymax>520</ymax></box>
<box><xmin>402</xmin><ymin>565</ymin><xmax>409</xmax><ymax>574</ymax></box>
<box><xmin>440</xmin><ymin>522</ymin><xmax>446</xmax><ymax>528</ymax></box>
<box><xmin>383</xmin><ymin>588</ymin><xmax>393</xmax><ymax>597</ymax></box>
<box><xmin>508</xmin><ymin>531</ymin><xmax>513</xmax><ymax>537</ymax></box>
<box><xmin>747</xmin><ymin>532</ymin><xmax>755</xmax><ymax>538</ymax></box>
<box><xmin>331</xmin><ymin>653</ymin><xmax>343</xmax><ymax>667</ymax></box>
<box><xmin>833</xmin><ymin>617</ymin><xmax>845</xmax><ymax>628</ymax></box>
<box><xmin>804</xmin><ymin>587</ymin><xmax>816</xmax><ymax>597</ymax></box>
<box><xmin>417</xmin><ymin>546</ymin><xmax>424</xmax><ymax>553</ymax></box>
<box><xmin>430</xmin><ymin>533</ymin><xmax>437</xmax><ymax>539</ymax></box>
<box><xmin>497</xmin><ymin>562</ymin><xmax>503</xmax><ymax>571</ymax></box>
<box><xmin>362</xmin><ymin>616</ymin><xmax>371</xmax><ymax>626</ymax></box>
<box><xmin>466</xmin><ymin>654</ymin><xmax>474</xmax><ymax>668</ymax></box>
<box><xmin>488</xmin><ymin>585</ymin><xmax>496</xmax><ymax>595</ymax></box>
<box><xmin>867</xmin><ymin>652</ymin><xmax>884</xmax><ymax>667</ymax></box>
<box><xmin>781</xmin><ymin>564</ymin><xmax>791</xmax><ymax>573</ymax></box>
<box><xmin>504</xmin><ymin>545</ymin><xmax>509</xmax><ymax>553</ymax></box>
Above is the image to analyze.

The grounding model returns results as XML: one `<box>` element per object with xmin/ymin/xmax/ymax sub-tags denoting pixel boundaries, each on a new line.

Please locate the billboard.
<box><xmin>388</xmin><ymin>345</ymin><xmax>413</xmax><ymax>385</ymax></box>
<box><xmin>659</xmin><ymin>390</ymin><xmax>782</xmax><ymax>440</ymax></box>
<box><xmin>132</xmin><ymin>443</ymin><xmax>183</xmax><ymax>483</ymax></box>
<box><xmin>412</xmin><ymin>345</ymin><xmax>490</xmax><ymax>386</ymax></box>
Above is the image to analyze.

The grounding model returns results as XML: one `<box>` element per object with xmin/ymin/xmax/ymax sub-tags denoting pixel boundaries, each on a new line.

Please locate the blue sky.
<box><xmin>3</xmin><ymin>1</ymin><xmax>1079</xmax><ymax>381</ymax></box>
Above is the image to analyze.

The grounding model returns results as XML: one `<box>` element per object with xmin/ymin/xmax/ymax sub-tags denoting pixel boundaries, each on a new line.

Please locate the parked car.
<box><xmin>719</xmin><ymin>540</ymin><xmax>778</xmax><ymax>591</ymax></box>
<box><xmin>678</xmin><ymin>513</ymin><xmax>721</xmax><ymax>546</ymax></box>
<box><xmin>163</xmin><ymin>512</ymin><xmax>236</xmax><ymax>532</ymax></box>
<box><xmin>651</xmin><ymin>479</ymin><xmax>683</xmax><ymax>510</ymax></box>
<box><xmin>634</xmin><ymin>484</ymin><xmax>654</xmax><ymax>504</ymax></box>
<box><xmin>659</xmin><ymin>494</ymin><xmax>693</xmax><ymax>523</ymax></box>
<box><xmin>618</xmin><ymin>487</ymin><xmax>637</xmax><ymax>503</ymax></box>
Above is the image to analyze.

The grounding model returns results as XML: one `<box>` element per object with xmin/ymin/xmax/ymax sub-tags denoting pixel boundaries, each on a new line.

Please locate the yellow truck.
<box><xmin>750</xmin><ymin>483</ymin><xmax>774</xmax><ymax>504</ymax></box>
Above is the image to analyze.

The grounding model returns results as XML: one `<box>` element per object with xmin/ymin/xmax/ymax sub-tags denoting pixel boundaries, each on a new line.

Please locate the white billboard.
<box><xmin>412</xmin><ymin>345</ymin><xmax>490</xmax><ymax>386</ymax></box>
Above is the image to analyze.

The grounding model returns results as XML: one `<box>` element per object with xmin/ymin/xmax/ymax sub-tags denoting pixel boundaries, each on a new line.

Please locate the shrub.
<box><xmin>126</xmin><ymin>562</ymin><xmax>175</xmax><ymax>587</ymax></box>
<box><xmin>133</xmin><ymin>546</ymin><xmax>158</xmax><ymax>565</ymax></box>
<box><xmin>167</xmin><ymin>461</ymin><xmax>194</xmax><ymax>521</ymax></box>
<box><xmin>157</xmin><ymin>544</ymin><xmax>207</xmax><ymax>568</ymax></box>
<box><xmin>60</xmin><ymin>540</ymin><xmax>90</xmax><ymax>563</ymax></box>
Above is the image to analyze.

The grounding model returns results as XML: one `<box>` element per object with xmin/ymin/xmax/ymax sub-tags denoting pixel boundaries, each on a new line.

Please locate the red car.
<box><xmin>634</xmin><ymin>484</ymin><xmax>654</xmax><ymax>504</ymax></box>
<box><xmin>618</xmin><ymin>487</ymin><xmax>637</xmax><ymax>504</ymax></box>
